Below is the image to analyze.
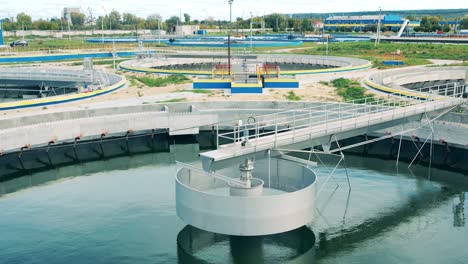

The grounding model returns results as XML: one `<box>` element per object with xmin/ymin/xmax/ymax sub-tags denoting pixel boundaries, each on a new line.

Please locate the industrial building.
<box><xmin>439</xmin><ymin>21</ymin><xmax>461</xmax><ymax>30</ymax></box>
<box><xmin>324</xmin><ymin>14</ymin><xmax>420</xmax><ymax>31</ymax></box>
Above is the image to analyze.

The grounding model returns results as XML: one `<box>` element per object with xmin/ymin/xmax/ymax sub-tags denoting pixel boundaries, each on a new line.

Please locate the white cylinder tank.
<box><xmin>175</xmin><ymin>158</ymin><xmax>317</xmax><ymax>236</ymax></box>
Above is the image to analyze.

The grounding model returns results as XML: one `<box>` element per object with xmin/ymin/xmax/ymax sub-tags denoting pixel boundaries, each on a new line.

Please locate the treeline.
<box><xmin>413</xmin><ymin>16</ymin><xmax>468</xmax><ymax>32</ymax></box>
<box><xmin>1</xmin><ymin>12</ymin><xmax>319</xmax><ymax>32</ymax></box>
<box><xmin>2</xmin><ymin>12</ymin><xmax>176</xmax><ymax>31</ymax></box>
<box><xmin>2</xmin><ymin>11</ymin><xmax>467</xmax><ymax>33</ymax></box>
<box><xmin>291</xmin><ymin>9</ymin><xmax>468</xmax><ymax>20</ymax></box>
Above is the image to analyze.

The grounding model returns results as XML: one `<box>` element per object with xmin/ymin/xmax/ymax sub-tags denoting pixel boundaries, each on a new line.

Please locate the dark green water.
<box><xmin>0</xmin><ymin>143</ymin><xmax>466</xmax><ymax>263</ymax></box>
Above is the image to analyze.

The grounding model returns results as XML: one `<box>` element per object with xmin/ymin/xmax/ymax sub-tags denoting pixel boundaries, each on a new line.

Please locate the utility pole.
<box><xmin>250</xmin><ymin>12</ymin><xmax>253</xmax><ymax>49</ymax></box>
<box><xmin>101</xmin><ymin>16</ymin><xmax>104</xmax><ymax>44</ymax></box>
<box><xmin>22</xmin><ymin>22</ymin><xmax>25</xmax><ymax>40</ymax></box>
<box><xmin>112</xmin><ymin>40</ymin><xmax>116</xmax><ymax>70</ymax></box>
<box><xmin>228</xmin><ymin>0</ymin><xmax>233</xmax><ymax>77</ymax></box>
<box><xmin>158</xmin><ymin>18</ymin><xmax>161</xmax><ymax>44</ymax></box>
<box><xmin>101</xmin><ymin>6</ymin><xmax>107</xmax><ymax>43</ymax></box>
<box><xmin>326</xmin><ymin>34</ymin><xmax>329</xmax><ymax>56</ymax></box>
<box><xmin>375</xmin><ymin>7</ymin><xmax>382</xmax><ymax>47</ymax></box>
<box><xmin>68</xmin><ymin>19</ymin><xmax>71</xmax><ymax>41</ymax></box>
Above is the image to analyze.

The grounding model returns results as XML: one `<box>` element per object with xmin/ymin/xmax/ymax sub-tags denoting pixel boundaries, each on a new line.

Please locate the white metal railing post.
<box><xmin>233</xmin><ymin>126</ymin><xmax>236</xmax><ymax>143</ymax></box>
<box><xmin>255</xmin><ymin>122</ymin><xmax>259</xmax><ymax>144</ymax></box>
<box><xmin>293</xmin><ymin>111</ymin><xmax>296</xmax><ymax>142</ymax></box>
<box><xmin>309</xmin><ymin>110</ymin><xmax>312</xmax><ymax>139</ymax></box>
<box><xmin>216</xmin><ymin>124</ymin><xmax>219</xmax><ymax>148</ymax></box>
<box><xmin>325</xmin><ymin>104</ymin><xmax>329</xmax><ymax>134</ymax></box>
<box><xmin>339</xmin><ymin>103</ymin><xmax>343</xmax><ymax>131</ymax></box>
<box><xmin>365</xmin><ymin>97</ymin><xmax>367</xmax><ymax>113</ymax></box>
<box><xmin>274</xmin><ymin>114</ymin><xmax>278</xmax><ymax>148</ymax></box>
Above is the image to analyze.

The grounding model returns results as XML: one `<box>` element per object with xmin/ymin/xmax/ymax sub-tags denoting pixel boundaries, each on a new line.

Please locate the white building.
<box><xmin>175</xmin><ymin>25</ymin><xmax>200</xmax><ymax>35</ymax></box>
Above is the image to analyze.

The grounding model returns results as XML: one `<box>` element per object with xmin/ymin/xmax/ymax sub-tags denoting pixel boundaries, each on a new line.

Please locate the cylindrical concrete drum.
<box><xmin>175</xmin><ymin>158</ymin><xmax>317</xmax><ymax>236</ymax></box>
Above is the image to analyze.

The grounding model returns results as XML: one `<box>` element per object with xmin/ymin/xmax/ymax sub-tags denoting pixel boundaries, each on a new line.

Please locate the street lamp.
<box><xmin>228</xmin><ymin>0</ymin><xmax>233</xmax><ymax>77</ymax></box>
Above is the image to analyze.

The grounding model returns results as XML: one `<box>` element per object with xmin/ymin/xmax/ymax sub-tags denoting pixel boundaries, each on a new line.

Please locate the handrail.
<box><xmin>214</xmin><ymin>83</ymin><xmax>465</xmax><ymax>149</ymax></box>
<box><xmin>176</xmin><ymin>161</ymin><xmax>248</xmax><ymax>188</ymax></box>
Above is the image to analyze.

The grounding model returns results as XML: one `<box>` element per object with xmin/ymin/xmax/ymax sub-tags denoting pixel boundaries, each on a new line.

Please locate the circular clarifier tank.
<box><xmin>175</xmin><ymin>158</ymin><xmax>317</xmax><ymax>236</ymax></box>
<box><xmin>120</xmin><ymin>54</ymin><xmax>371</xmax><ymax>76</ymax></box>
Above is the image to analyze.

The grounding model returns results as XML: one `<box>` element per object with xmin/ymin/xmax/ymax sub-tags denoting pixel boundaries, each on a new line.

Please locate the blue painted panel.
<box><xmin>263</xmin><ymin>82</ymin><xmax>299</xmax><ymax>88</ymax></box>
<box><xmin>231</xmin><ymin>88</ymin><xmax>263</xmax><ymax>94</ymax></box>
<box><xmin>193</xmin><ymin>82</ymin><xmax>231</xmax><ymax>89</ymax></box>
<box><xmin>383</xmin><ymin>60</ymin><xmax>404</xmax><ymax>66</ymax></box>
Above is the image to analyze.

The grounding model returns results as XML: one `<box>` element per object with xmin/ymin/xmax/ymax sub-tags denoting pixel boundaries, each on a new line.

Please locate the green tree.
<box><xmin>123</xmin><ymin>13</ymin><xmax>139</xmax><ymax>25</ymax></box>
<box><xmin>146</xmin><ymin>14</ymin><xmax>162</xmax><ymax>30</ymax></box>
<box><xmin>442</xmin><ymin>24</ymin><xmax>451</xmax><ymax>32</ymax></box>
<box><xmin>70</xmin><ymin>13</ymin><xmax>85</xmax><ymax>27</ymax></box>
<box><xmin>49</xmin><ymin>18</ymin><xmax>61</xmax><ymax>30</ymax></box>
<box><xmin>183</xmin><ymin>13</ymin><xmax>190</xmax><ymax>24</ymax></box>
<box><xmin>460</xmin><ymin>17</ymin><xmax>468</xmax><ymax>30</ymax></box>
<box><xmin>165</xmin><ymin>15</ymin><xmax>181</xmax><ymax>30</ymax></box>
<box><xmin>1</xmin><ymin>18</ymin><xmax>18</xmax><ymax>31</ymax></box>
<box><xmin>33</xmin><ymin>19</ymin><xmax>51</xmax><ymax>30</ymax></box>
<box><xmin>109</xmin><ymin>10</ymin><xmax>122</xmax><ymax>29</ymax></box>
<box><xmin>420</xmin><ymin>16</ymin><xmax>441</xmax><ymax>32</ymax></box>
<box><xmin>265</xmin><ymin>13</ymin><xmax>287</xmax><ymax>31</ymax></box>
<box><xmin>301</xmin><ymin>19</ymin><xmax>313</xmax><ymax>32</ymax></box>
<box><xmin>16</xmin><ymin>12</ymin><xmax>32</xmax><ymax>29</ymax></box>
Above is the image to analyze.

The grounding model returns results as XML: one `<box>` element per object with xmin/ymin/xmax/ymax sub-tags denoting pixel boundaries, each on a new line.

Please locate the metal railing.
<box><xmin>213</xmin><ymin>83</ymin><xmax>466</xmax><ymax>154</ymax></box>
<box><xmin>0</xmin><ymin>67</ymin><xmax>93</xmax><ymax>83</ymax></box>
<box><xmin>176</xmin><ymin>161</ymin><xmax>248</xmax><ymax>188</ymax></box>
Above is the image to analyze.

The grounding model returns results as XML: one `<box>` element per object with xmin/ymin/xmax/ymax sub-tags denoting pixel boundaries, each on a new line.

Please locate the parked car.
<box><xmin>10</xmin><ymin>40</ymin><xmax>28</xmax><ymax>47</ymax></box>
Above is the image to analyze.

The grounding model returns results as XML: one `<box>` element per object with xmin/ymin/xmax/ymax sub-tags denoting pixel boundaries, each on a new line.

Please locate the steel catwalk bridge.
<box><xmin>200</xmin><ymin>83</ymin><xmax>466</xmax><ymax>171</ymax></box>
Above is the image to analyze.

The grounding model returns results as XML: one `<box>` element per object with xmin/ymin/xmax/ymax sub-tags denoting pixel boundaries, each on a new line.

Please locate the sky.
<box><xmin>0</xmin><ymin>0</ymin><xmax>466</xmax><ymax>20</ymax></box>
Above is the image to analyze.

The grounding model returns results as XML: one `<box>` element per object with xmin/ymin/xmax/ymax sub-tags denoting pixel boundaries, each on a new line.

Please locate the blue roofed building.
<box><xmin>439</xmin><ymin>21</ymin><xmax>460</xmax><ymax>30</ymax></box>
<box><xmin>0</xmin><ymin>19</ymin><xmax>4</xmax><ymax>46</ymax></box>
<box><xmin>324</xmin><ymin>14</ymin><xmax>420</xmax><ymax>32</ymax></box>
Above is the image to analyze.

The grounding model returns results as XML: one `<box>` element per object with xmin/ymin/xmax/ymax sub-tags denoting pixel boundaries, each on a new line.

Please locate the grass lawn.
<box><xmin>291</xmin><ymin>42</ymin><xmax>468</xmax><ymax>67</ymax></box>
<box><xmin>131</xmin><ymin>75</ymin><xmax>191</xmax><ymax>87</ymax></box>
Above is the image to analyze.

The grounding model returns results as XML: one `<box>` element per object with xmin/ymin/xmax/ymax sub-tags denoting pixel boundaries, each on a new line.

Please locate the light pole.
<box><xmin>101</xmin><ymin>16</ymin><xmax>104</xmax><ymax>44</ymax></box>
<box><xmin>228</xmin><ymin>0</ymin><xmax>233</xmax><ymax>78</ymax></box>
<box><xmin>109</xmin><ymin>10</ymin><xmax>112</xmax><ymax>31</ymax></box>
<box><xmin>250</xmin><ymin>12</ymin><xmax>253</xmax><ymax>49</ymax></box>
<box><xmin>158</xmin><ymin>18</ymin><xmax>162</xmax><ymax>45</ymax></box>
<box><xmin>375</xmin><ymin>7</ymin><xmax>382</xmax><ymax>47</ymax></box>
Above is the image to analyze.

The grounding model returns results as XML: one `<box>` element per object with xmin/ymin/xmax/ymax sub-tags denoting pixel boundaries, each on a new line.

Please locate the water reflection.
<box><xmin>453</xmin><ymin>192</ymin><xmax>465</xmax><ymax>227</ymax></box>
<box><xmin>0</xmin><ymin>138</ymin><xmax>467</xmax><ymax>263</ymax></box>
<box><xmin>177</xmin><ymin>225</ymin><xmax>316</xmax><ymax>264</ymax></box>
<box><xmin>0</xmin><ymin>140</ymin><xmax>200</xmax><ymax>197</ymax></box>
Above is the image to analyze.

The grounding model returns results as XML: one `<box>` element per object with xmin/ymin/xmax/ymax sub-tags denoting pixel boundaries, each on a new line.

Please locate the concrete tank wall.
<box><xmin>1</xmin><ymin>100</ymin><xmax>466</xmax><ymax>154</ymax></box>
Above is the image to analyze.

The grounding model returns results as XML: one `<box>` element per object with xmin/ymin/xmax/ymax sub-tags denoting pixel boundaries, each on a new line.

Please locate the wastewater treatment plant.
<box><xmin>0</xmin><ymin>3</ymin><xmax>467</xmax><ymax>264</ymax></box>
